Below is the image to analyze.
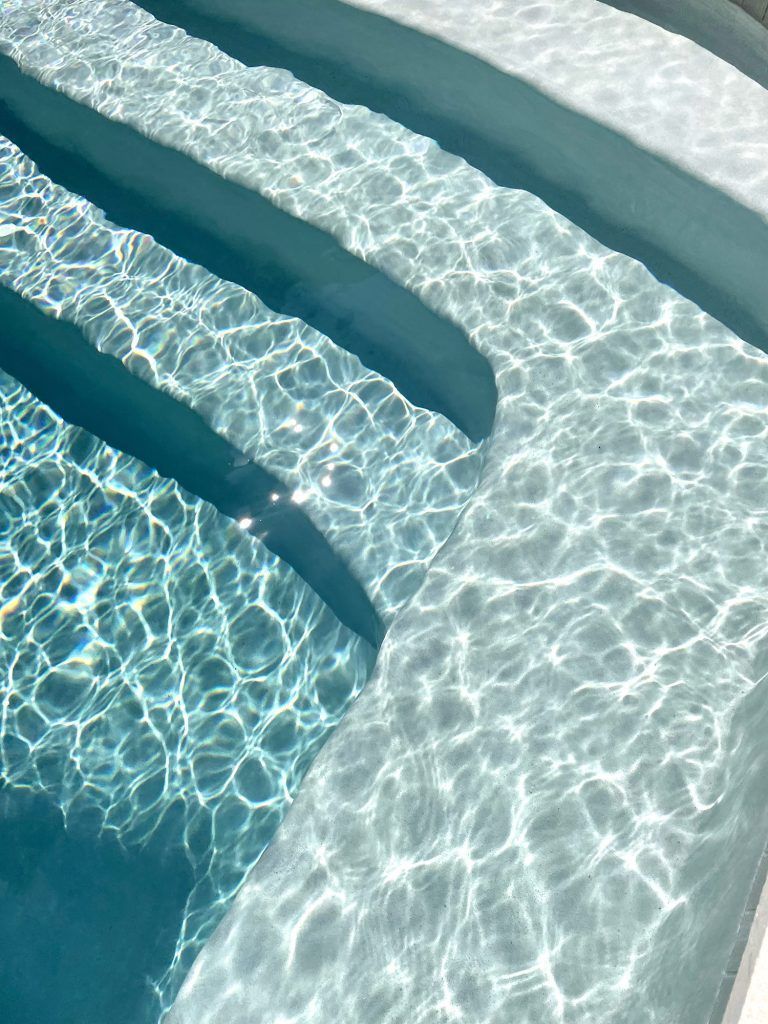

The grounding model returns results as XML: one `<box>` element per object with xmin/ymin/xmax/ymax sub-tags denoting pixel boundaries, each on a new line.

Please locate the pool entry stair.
<box><xmin>134</xmin><ymin>0</ymin><xmax>768</xmax><ymax>362</ymax></box>
<box><xmin>0</xmin><ymin>134</ymin><xmax>486</xmax><ymax>632</ymax></box>
<box><xmin>1</xmin><ymin>2</ymin><xmax>767</xmax><ymax>1024</ymax></box>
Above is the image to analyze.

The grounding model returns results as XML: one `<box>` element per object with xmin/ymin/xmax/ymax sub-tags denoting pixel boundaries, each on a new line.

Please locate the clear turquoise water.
<box><xmin>2</xmin><ymin>4</ymin><xmax>768</xmax><ymax>1024</ymax></box>
<box><xmin>0</xmin><ymin>367</ymin><xmax>380</xmax><ymax>1021</ymax></box>
<box><xmin>0</xmin><ymin>16</ymin><xmax>488</xmax><ymax>1017</ymax></box>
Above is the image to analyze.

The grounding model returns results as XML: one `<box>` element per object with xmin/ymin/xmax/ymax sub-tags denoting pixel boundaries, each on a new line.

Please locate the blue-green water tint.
<box><xmin>135</xmin><ymin>0</ymin><xmax>768</xmax><ymax>362</ymax></box>
<box><xmin>0</xmin><ymin>53</ymin><xmax>495</xmax><ymax>443</ymax></box>
<box><xmin>19</xmin><ymin>8</ymin><xmax>767</xmax><ymax>1024</ymax></box>
<box><xmin>0</xmin><ymin>789</ymin><xmax>193</xmax><ymax>1024</ymax></box>
<box><xmin>0</xmin><ymin>368</ymin><xmax>377</xmax><ymax>1019</ymax></box>
<box><xmin>0</xmin><ymin>110</ymin><xmax>485</xmax><ymax>1021</ymax></box>
<box><xmin>0</xmin><ymin>281</ymin><xmax>383</xmax><ymax>646</ymax></box>
<box><xmin>0</xmin><ymin>130</ymin><xmax>484</xmax><ymax>630</ymax></box>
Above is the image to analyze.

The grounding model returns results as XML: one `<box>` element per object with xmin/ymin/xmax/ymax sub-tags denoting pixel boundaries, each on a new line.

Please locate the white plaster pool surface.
<box><xmin>343</xmin><ymin>0</ymin><xmax>768</xmax><ymax>214</ymax></box>
<box><xmin>1</xmin><ymin>2</ymin><xmax>768</xmax><ymax>1023</ymax></box>
<box><xmin>168</xmin><ymin>243</ymin><xmax>768</xmax><ymax>1019</ymax></box>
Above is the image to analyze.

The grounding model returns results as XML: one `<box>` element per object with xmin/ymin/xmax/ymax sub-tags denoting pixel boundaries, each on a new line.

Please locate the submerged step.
<box><xmin>23</xmin><ymin>6</ymin><xmax>755</xmax><ymax>1024</ymax></box>
<box><xmin>15</xmin><ymin>0</ymin><xmax>768</xmax><ymax>365</ymax></box>
<box><xmin>171</xmin><ymin>218</ymin><xmax>768</xmax><ymax>1024</ymax></box>
<box><xmin>0</xmin><ymin>136</ymin><xmax>482</xmax><ymax>624</ymax></box>
<box><xmin>0</xmin><ymin>281</ymin><xmax>382</xmax><ymax>646</ymax></box>
<box><xmin>145</xmin><ymin>0</ymin><xmax>768</xmax><ymax>92</ymax></box>
<box><xmin>0</xmin><ymin>367</ymin><xmax>376</xmax><ymax>1017</ymax></box>
<box><xmin>0</xmin><ymin>53</ymin><xmax>495</xmax><ymax>444</ymax></box>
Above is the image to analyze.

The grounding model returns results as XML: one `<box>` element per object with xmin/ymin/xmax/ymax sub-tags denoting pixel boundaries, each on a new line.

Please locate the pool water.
<box><xmin>0</xmin><ymin>365</ymin><xmax>378</xmax><ymax>1020</ymax></box>
<box><xmin>1</xmin><ymin>3</ymin><xmax>767</xmax><ymax>1024</ymax></box>
<box><xmin>0</xmin><ymin>789</ymin><xmax>192</xmax><ymax>1024</ymax></box>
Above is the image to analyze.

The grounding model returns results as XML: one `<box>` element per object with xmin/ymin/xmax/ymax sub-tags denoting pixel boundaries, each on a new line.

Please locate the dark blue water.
<box><xmin>0</xmin><ymin>789</ymin><xmax>192</xmax><ymax>1024</ymax></box>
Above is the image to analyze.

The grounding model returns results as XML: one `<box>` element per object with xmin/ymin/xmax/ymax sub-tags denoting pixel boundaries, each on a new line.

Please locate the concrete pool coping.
<box><xmin>720</xmin><ymin>856</ymin><xmax>768</xmax><ymax>1024</ymax></box>
<box><xmin>722</xmin><ymin>859</ymin><xmax>768</xmax><ymax>1024</ymax></box>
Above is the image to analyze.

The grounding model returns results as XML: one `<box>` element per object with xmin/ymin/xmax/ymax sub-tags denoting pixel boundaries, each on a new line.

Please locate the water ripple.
<box><xmin>3</xmin><ymin>3</ymin><xmax>768</xmax><ymax>1022</ymax></box>
<box><xmin>0</xmin><ymin>368</ymin><xmax>374</xmax><ymax>1012</ymax></box>
<box><xmin>0</xmin><ymin>136</ymin><xmax>481</xmax><ymax>623</ymax></box>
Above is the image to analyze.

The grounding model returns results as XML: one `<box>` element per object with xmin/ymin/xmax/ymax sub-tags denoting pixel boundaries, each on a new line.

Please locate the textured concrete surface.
<box><xmin>738</xmin><ymin>937</ymin><xmax>768</xmax><ymax>1024</ymax></box>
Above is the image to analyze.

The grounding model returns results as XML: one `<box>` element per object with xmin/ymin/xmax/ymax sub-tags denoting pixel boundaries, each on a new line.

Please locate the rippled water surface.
<box><xmin>0</xmin><ymin>6</ymin><xmax>489</xmax><ymax>1017</ymax></box>
<box><xmin>2</xmin><ymin>3</ymin><xmax>768</xmax><ymax>1024</ymax></box>
<box><xmin>0</xmin><ymin>368</ymin><xmax>379</xmax><ymax>1018</ymax></box>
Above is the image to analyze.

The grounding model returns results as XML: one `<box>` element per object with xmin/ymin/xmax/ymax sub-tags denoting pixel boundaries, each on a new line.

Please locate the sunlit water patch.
<box><xmin>0</xmin><ymin>136</ymin><xmax>482</xmax><ymax>624</ymax></box>
<box><xmin>0</xmin><ymin>368</ymin><xmax>376</xmax><ymax>1019</ymax></box>
<box><xmin>0</xmin><ymin>788</ymin><xmax>193</xmax><ymax>1024</ymax></box>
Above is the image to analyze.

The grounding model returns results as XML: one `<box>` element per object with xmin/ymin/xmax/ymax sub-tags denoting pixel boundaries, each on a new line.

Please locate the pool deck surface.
<box><xmin>739</xmin><ymin>937</ymin><xmax>768</xmax><ymax>1024</ymax></box>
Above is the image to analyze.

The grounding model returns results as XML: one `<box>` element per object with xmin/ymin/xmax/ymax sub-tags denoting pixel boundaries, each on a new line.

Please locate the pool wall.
<box><xmin>599</xmin><ymin>0</ymin><xmax>768</xmax><ymax>86</ymax></box>
<box><xmin>732</xmin><ymin>0</ymin><xmax>768</xmax><ymax>28</ymax></box>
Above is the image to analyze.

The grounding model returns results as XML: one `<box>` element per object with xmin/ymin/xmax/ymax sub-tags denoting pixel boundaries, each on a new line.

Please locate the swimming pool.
<box><xmin>1</xmin><ymin>2</ymin><xmax>767</xmax><ymax>1023</ymax></box>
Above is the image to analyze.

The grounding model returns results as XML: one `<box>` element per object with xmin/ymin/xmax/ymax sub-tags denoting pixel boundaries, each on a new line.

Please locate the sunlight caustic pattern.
<box><xmin>0</xmin><ymin>137</ymin><xmax>481</xmax><ymax>624</ymax></box>
<box><xmin>0</xmin><ymin>368</ymin><xmax>375</xmax><ymax>1011</ymax></box>
<box><xmin>169</xmin><ymin>238</ymin><xmax>768</xmax><ymax>1024</ymax></box>
<box><xmin>345</xmin><ymin>0</ymin><xmax>768</xmax><ymax>205</ymax></box>
<box><xmin>2</xmin><ymin>3</ymin><xmax>768</xmax><ymax>1023</ymax></box>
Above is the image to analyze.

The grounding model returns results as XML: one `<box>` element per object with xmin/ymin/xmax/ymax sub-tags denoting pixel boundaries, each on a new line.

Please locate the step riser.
<box><xmin>0</xmin><ymin>135</ymin><xmax>482</xmax><ymax>624</ymax></box>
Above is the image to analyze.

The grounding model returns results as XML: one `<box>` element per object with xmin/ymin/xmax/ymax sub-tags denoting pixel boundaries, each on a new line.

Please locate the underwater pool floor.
<box><xmin>1</xmin><ymin>2</ymin><xmax>768</xmax><ymax>1024</ymax></box>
